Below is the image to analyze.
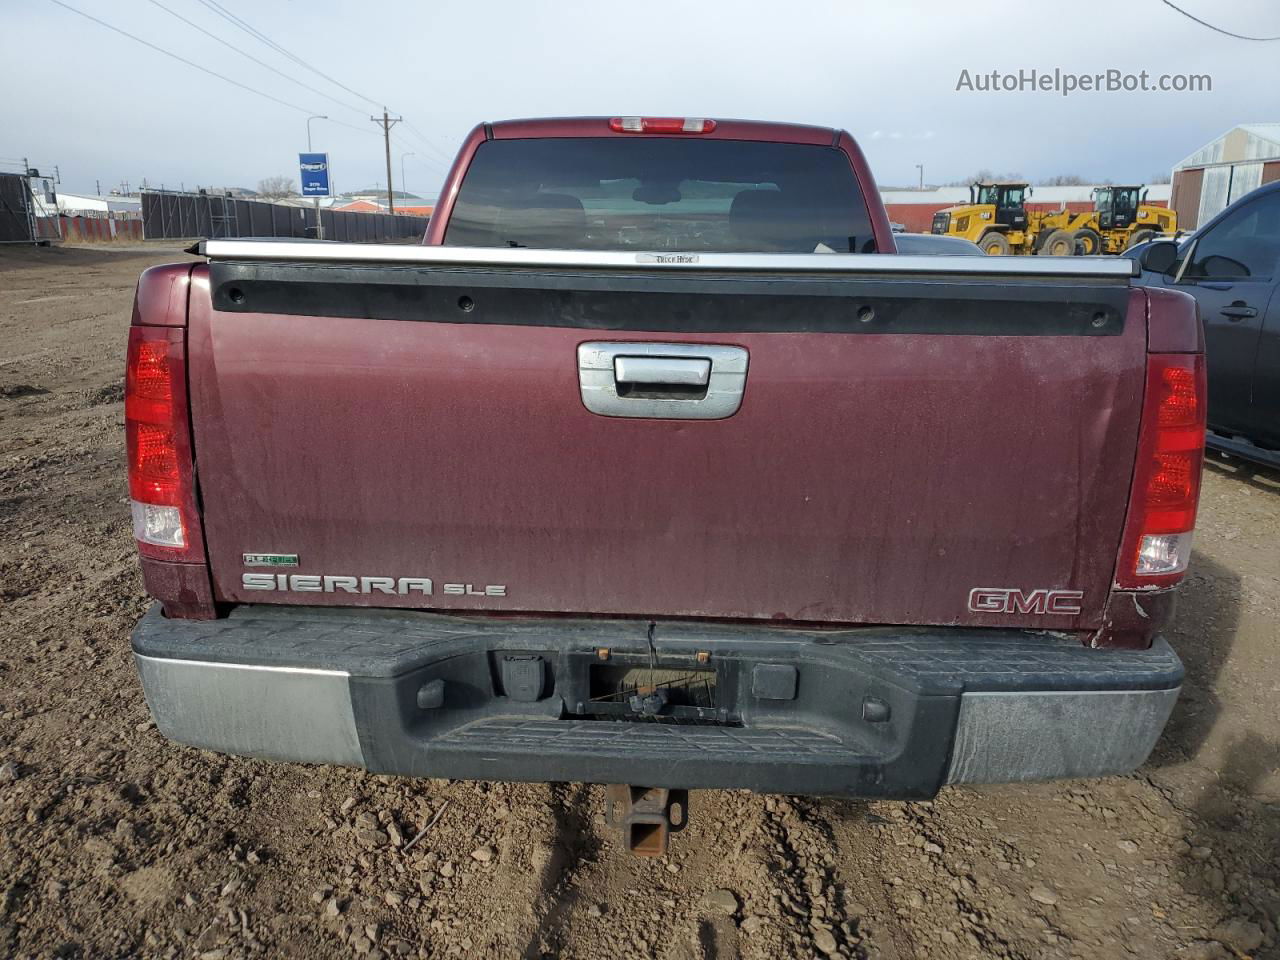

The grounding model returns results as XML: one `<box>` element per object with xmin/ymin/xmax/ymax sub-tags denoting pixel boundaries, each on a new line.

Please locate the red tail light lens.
<box><xmin>1115</xmin><ymin>353</ymin><xmax>1206</xmax><ymax>588</ymax></box>
<box><xmin>609</xmin><ymin>117</ymin><xmax>717</xmax><ymax>134</ymax></box>
<box><xmin>125</xmin><ymin>326</ymin><xmax>203</xmax><ymax>561</ymax></box>
<box><xmin>128</xmin><ymin>421</ymin><xmax>181</xmax><ymax>503</ymax></box>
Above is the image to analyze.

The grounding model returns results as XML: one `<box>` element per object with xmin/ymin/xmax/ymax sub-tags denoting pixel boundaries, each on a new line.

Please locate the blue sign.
<box><xmin>299</xmin><ymin>153</ymin><xmax>330</xmax><ymax>197</ymax></box>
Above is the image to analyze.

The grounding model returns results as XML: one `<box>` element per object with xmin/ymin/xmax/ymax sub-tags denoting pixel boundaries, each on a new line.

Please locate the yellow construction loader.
<box><xmin>931</xmin><ymin>182</ymin><xmax>1177</xmax><ymax>256</ymax></box>
<box><xmin>1033</xmin><ymin>186</ymin><xmax>1177</xmax><ymax>255</ymax></box>
<box><xmin>929</xmin><ymin>182</ymin><xmax>1035</xmax><ymax>255</ymax></box>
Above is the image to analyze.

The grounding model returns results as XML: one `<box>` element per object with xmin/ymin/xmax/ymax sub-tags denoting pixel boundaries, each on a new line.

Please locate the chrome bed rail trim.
<box><xmin>199</xmin><ymin>240</ymin><xmax>1139</xmax><ymax>279</ymax></box>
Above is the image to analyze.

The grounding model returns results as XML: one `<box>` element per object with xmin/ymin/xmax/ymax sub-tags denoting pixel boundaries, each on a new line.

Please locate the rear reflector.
<box><xmin>609</xmin><ymin>117</ymin><xmax>717</xmax><ymax>135</ymax></box>
<box><xmin>125</xmin><ymin>326</ymin><xmax>203</xmax><ymax>561</ymax></box>
<box><xmin>1116</xmin><ymin>353</ymin><xmax>1206</xmax><ymax>587</ymax></box>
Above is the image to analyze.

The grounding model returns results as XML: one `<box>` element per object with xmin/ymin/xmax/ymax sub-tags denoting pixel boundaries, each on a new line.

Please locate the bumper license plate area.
<box><xmin>576</xmin><ymin>656</ymin><xmax>738</xmax><ymax>726</ymax></box>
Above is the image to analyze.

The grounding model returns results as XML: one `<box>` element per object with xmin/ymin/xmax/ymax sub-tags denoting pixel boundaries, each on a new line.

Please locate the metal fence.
<box><xmin>0</xmin><ymin>173</ymin><xmax>31</xmax><ymax>242</ymax></box>
<box><xmin>0</xmin><ymin>172</ymin><xmax>59</xmax><ymax>243</ymax></box>
<box><xmin>55</xmin><ymin>215</ymin><xmax>144</xmax><ymax>243</ymax></box>
<box><xmin>141</xmin><ymin>190</ymin><xmax>429</xmax><ymax>242</ymax></box>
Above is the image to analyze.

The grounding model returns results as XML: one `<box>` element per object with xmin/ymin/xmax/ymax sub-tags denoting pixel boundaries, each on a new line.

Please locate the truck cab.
<box><xmin>1096</xmin><ymin>185</ymin><xmax>1139</xmax><ymax>230</ymax></box>
<box><xmin>1087</xmin><ymin>185</ymin><xmax>1178</xmax><ymax>254</ymax></box>
<box><xmin>977</xmin><ymin>181</ymin><xmax>1029</xmax><ymax>231</ymax></box>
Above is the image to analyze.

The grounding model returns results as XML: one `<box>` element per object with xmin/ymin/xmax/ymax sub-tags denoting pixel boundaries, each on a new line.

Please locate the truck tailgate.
<box><xmin>187</xmin><ymin>247</ymin><xmax>1146</xmax><ymax>630</ymax></box>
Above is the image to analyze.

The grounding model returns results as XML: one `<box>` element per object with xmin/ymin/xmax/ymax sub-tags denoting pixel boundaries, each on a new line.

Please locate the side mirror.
<box><xmin>1138</xmin><ymin>239</ymin><xmax>1179</xmax><ymax>275</ymax></box>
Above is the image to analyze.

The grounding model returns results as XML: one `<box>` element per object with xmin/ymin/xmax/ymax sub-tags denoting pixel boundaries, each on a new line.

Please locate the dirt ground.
<box><xmin>2</xmin><ymin>244</ymin><xmax>1279</xmax><ymax>960</ymax></box>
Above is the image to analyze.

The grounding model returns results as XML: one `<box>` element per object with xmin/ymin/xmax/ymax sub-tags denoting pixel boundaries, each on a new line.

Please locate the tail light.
<box><xmin>609</xmin><ymin>117</ymin><xmax>716</xmax><ymax>135</ymax></box>
<box><xmin>1115</xmin><ymin>353</ymin><xmax>1206</xmax><ymax>588</ymax></box>
<box><xmin>125</xmin><ymin>325</ymin><xmax>203</xmax><ymax>562</ymax></box>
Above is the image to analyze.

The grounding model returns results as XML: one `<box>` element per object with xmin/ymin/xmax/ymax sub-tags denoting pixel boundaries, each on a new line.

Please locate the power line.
<box><xmin>1159</xmin><ymin>0</ymin><xmax>1280</xmax><ymax>41</ymax></box>
<box><xmin>392</xmin><ymin>135</ymin><xmax>448</xmax><ymax>186</ymax></box>
<box><xmin>399</xmin><ymin>135</ymin><xmax>452</xmax><ymax>170</ymax></box>
<box><xmin>400</xmin><ymin>129</ymin><xmax>452</xmax><ymax>166</ymax></box>
<box><xmin>194</xmin><ymin>0</ymin><xmax>384</xmax><ymax>108</ymax></box>
<box><xmin>45</xmin><ymin>0</ymin><xmax>321</xmax><ymax>114</ymax></box>
<box><xmin>144</xmin><ymin>0</ymin><xmax>368</xmax><ymax>116</ymax></box>
<box><xmin>47</xmin><ymin>0</ymin><xmax>377</xmax><ymax>149</ymax></box>
<box><xmin>54</xmin><ymin>0</ymin><xmax>450</xmax><ymax>187</ymax></box>
<box><xmin>401</xmin><ymin>120</ymin><xmax>454</xmax><ymax>158</ymax></box>
<box><xmin>324</xmin><ymin>116</ymin><xmax>383</xmax><ymax>140</ymax></box>
<box><xmin>397</xmin><ymin>137</ymin><xmax>452</xmax><ymax>176</ymax></box>
<box><xmin>400</xmin><ymin>121</ymin><xmax>457</xmax><ymax>167</ymax></box>
<box><xmin>188</xmin><ymin>0</ymin><xmax>449</xmax><ymax>163</ymax></box>
<box><xmin>177</xmin><ymin>0</ymin><xmax>454</xmax><ymax>174</ymax></box>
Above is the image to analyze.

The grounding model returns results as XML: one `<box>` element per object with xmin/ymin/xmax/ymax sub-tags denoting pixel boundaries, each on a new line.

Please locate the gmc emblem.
<box><xmin>968</xmin><ymin>587</ymin><xmax>1084</xmax><ymax>616</ymax></box>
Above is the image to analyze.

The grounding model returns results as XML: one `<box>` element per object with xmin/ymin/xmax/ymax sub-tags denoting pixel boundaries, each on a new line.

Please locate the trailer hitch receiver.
<box><xmin>604</xmin><ymin>785</ymin><xmax>689</xmax><ymax>857</ymax></box>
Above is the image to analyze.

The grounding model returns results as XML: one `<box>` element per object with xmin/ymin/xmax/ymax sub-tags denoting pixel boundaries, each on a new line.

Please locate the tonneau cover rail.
<box><xmin>197</xmin><ymin>240</ymin><xmax>1139</xmax><ymax>279</ymax></box>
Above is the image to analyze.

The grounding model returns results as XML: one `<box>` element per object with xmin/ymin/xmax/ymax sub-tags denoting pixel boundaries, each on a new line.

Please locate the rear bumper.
<box><xmin>131</xmin><ymin>604</ymin><xmax>1182</xmax><ymax>797</ymax></box>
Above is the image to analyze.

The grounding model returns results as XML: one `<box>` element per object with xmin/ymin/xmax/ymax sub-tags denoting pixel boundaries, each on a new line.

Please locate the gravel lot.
<box><xmin>2</xmin><ymin>244</ymin><xmax>1279</xmax><ymax>960</ymax></box>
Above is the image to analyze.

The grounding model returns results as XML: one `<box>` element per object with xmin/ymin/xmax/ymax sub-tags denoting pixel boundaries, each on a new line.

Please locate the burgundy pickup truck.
<box><xmin>127</xmin><ymin>117</ymin><xmax>1204</xmax><ymax>852</ymax></box>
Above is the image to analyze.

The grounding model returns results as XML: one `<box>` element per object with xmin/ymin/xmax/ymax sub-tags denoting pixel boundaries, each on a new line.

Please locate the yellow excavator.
<box><xmin>1033</xmin><ymin>186</ymin><xmax>1177</xmax><ymax>256</ymax></box>
<box><xmin>931</xmin><ymin>182</ymin><xmax>1177</xmax><ymax>256</ymax></box>
<box><xmin>929</xmin><ymin>182</ymin><xmax>1035</xmax><ymax>255</ymax></box>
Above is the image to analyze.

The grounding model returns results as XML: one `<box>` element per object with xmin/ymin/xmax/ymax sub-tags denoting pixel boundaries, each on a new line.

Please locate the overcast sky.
<box><xmin>4</xmin><ymin>0</ymin><xmax>1279</xmax><ymax>198</ymax></box>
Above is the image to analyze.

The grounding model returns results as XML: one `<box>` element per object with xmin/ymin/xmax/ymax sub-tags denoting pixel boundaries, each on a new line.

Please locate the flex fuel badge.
<box><xmin>242</xmin><ymin>552</ymin><xmax>299</xmax><ymax>568</ymax></box>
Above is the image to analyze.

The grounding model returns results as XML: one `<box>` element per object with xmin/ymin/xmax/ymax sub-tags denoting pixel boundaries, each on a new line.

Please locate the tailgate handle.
<box><xmin>614</xmin><ymin>356</ymin><xmax>711</xmax><ymax>387</ymax></box>
<box><xmin>578</xmin><ymin>342</ymin><xmax>749</xmax><ymax>420</ymax></box>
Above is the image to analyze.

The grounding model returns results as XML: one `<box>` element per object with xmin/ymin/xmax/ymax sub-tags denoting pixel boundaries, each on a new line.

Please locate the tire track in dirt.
<box><xmin>514</xmin><ymin>789</ymin><xmax>880</xmax><ymax>960</ymax></box>
<box><xmin>516</xmin><ymin>782</ymin><xmax>601</xmax><ymax>959</ymax></box>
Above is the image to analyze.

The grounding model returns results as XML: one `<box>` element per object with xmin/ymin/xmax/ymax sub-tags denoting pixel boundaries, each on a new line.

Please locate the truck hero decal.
<box><xmin>241</xmin><ymin>573</ymin><xmax>507</xmax><ymax>597</ymax></box>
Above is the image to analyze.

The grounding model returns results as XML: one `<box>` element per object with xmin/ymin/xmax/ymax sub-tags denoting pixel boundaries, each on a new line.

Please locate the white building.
<box><xmin>1171</xmin><ymin>124</ymin><xmax>1280</xmax><ymax>229</ymax></box>
<box><xmin>27</xmin><ymin>184</ymin><xmax>142</xmax><ymax>217</ymax></box>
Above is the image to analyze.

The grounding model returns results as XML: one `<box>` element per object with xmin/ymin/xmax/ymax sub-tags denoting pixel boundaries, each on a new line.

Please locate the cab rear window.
<box><xmin>443</xmin><ymin>137</ymin><xmax>876</xmax><ymax>253</ymax></box>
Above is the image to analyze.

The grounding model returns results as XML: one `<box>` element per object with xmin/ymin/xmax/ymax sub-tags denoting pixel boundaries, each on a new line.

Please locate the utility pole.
<box><xmin>21</xmin><ymin>158</ymin><xmax>36</xmax><ymax>242</ymax></box>
<box><xmin>370</xmin><ymin>107</ymin><xmax>402</xmax><ymax>214</ymax></box>
<box><xmin>400</xmin><ymin>152</ymin><xmax>414</xmax><ymax>199</ymax></box>
<box><xmin>307</xmin><ymin>115</ymin><xmax>328</xmax><ymax>240</ymax></box>
<box><xmin>95</xmin><ymin>179</ymin><xmax>101</xmax><ymax>196</ymax></box>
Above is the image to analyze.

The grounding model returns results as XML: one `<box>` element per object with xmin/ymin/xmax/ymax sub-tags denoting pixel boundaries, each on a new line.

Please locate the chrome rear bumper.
<box><xmin>132</xmin><ymin>604</ymin><xmax>1182</xmax><ymax>793</ymax></box>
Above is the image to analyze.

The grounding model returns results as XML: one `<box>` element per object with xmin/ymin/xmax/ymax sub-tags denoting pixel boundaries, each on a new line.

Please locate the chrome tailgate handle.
<box><xmin>614</xmin><ymin>356</ymin><xmax>711</xmax><ymax>387</ymax></box>
<box><xmin>578</xmin><ymin>342</ymin><xmax>748</xmax><ymax>420</ymax></box>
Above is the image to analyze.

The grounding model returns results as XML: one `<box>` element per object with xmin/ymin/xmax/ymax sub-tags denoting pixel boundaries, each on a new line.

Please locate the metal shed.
<box><xmin>1171</xmin><ymin>124</ymin><xmax>1280</xmax><ymax>230</ymax></box>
